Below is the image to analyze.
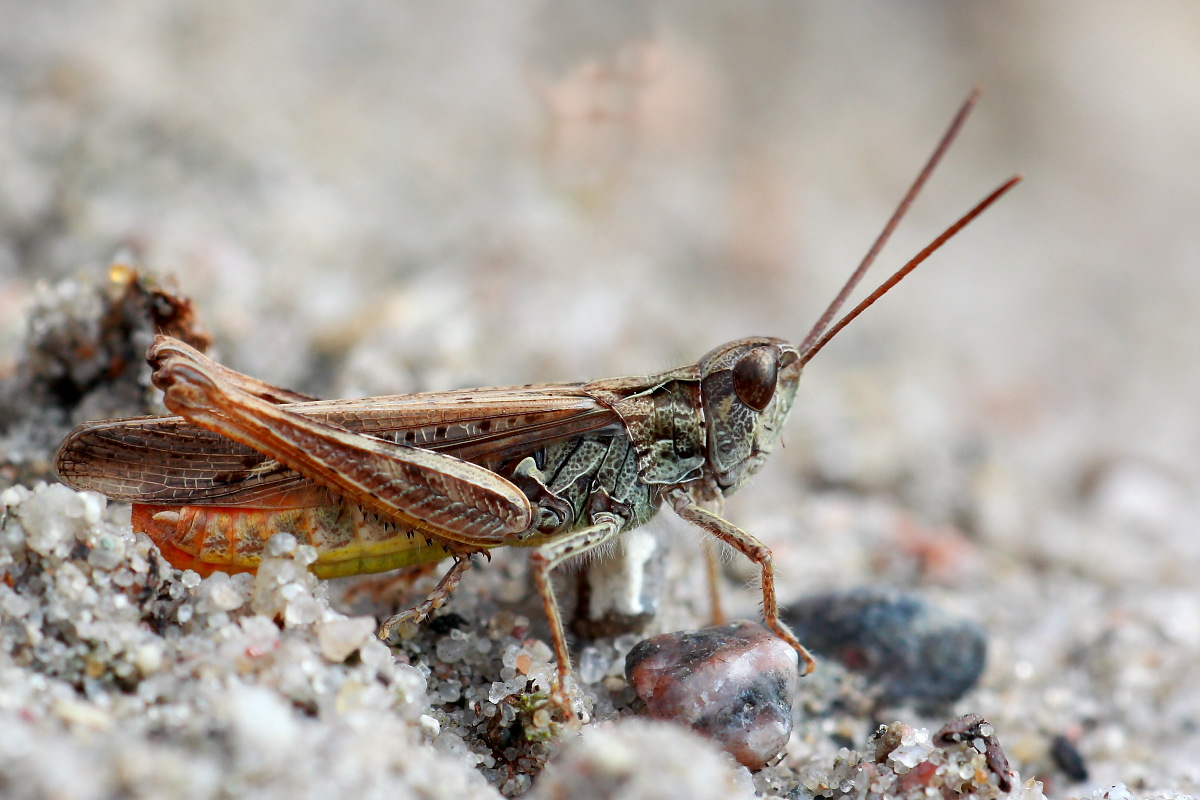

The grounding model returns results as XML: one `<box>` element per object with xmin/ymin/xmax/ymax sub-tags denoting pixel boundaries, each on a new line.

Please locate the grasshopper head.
<box><xmin>692</xmin><ymin>95</ymin><xmax>1021</xmax><ymax>498</ymax></box>
<box><xmin>699</xmin><ymin>337</ymin><xmax>802</xmax><ymax>494</ymax></box>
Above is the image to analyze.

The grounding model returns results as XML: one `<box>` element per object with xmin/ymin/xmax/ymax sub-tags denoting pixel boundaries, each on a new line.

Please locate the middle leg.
<box><xmin>527</xmin><ymin>511</ymin><xmax>625</xmax><ymax>697</ymax></box>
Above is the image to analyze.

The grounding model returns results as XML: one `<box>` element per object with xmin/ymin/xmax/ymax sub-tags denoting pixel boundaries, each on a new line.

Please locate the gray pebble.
<box><xmin>784</xmin><ymin>588</ymin><xmax>986</xmax><ymax>709</ymax></box>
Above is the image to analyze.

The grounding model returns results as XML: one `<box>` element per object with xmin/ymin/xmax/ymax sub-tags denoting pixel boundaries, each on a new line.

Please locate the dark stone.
<box><xmin>784</xmin><ymin>588</ymin><xmax>986</xmax><ymax>709</ymax></box>
<box><xmin>427</xmin><ymin>611</ymin><xmax>468</xmax><ymax>634</ymax></box>
<box><xmin>1051</xmin><ymin>734</ymin><xmax>1089</xmax><ymax>782</ymax></box>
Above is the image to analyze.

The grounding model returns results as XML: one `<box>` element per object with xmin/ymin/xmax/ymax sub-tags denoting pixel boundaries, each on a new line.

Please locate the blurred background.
<box><xmin>2</xmin><ymin>1</ymin><xmax>1199</xmax><ymax>790</ymax></box>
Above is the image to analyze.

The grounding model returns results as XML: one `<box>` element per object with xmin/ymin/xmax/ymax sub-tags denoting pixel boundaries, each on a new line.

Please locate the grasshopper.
<box><xmin>54</xmin><ymin>92</ymin><xmax>1018</xmax><ymax>703</ymax></box>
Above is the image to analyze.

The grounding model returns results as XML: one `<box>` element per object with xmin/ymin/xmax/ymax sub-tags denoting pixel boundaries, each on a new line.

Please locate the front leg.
<box><xmin>666</xmin><ymin>486</ymin><xmax>816</xmax><ymax>675</ymax></box>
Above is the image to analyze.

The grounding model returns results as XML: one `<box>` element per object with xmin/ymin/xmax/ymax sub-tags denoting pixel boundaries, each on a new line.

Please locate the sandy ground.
<box><xmin>1</xmin><ymin>3</ymin><xmax>1199</xmax><ymax>798</ymax></box>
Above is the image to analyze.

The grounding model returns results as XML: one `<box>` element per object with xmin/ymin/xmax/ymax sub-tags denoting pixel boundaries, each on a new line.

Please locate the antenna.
<box><xmin>797</xmin><ymin>88</ymin><xmax>981</xmax><ymax>356</ymax></box>
<box><xmin>799</xmin><ymin>175</ymin><xmax>1021</xmax><ymax>366</ymax></box>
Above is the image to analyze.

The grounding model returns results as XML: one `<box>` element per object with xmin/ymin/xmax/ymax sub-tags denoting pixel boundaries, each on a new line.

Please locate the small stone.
<box><xmin>1050</xmin><ymin>733</ymin><xmax>1089</xmax><ymax>782</ymax></box>
<box><xmin>529</xmin><ymin>718</ymin><xmax>756</xmax><ymax>800</ymax></box>
<box><xmin>784</xmin><ymin>588</ymin><xmax>986</xmax><ymax>709</ymax></box>
<box><xmin>488</xmin><ymin>678</ymin><xmax>524</xmax><ymax>705</ymax></box>
<box><xmin>86</xmin><ymin>532</ymin><xmax>126</xmax><ymax>571</ymax></box>
<box><xmin>388</xmin><ymin>663</ymin><xmax>429</xmax><ymax>718</ymax></box>
<box><xmin>71</xmin><ymin>491</ymin><xmax>106</xmax><ymax>525</ymax></box>
<box><xmin>0</xmin><ymin>588</ymin><xmax>31</xmax><ymax>618</ymax></box>
<box><xmin>133</xmin><ymin>641</ymin><xmax>165</xmax><ymax>675</ymax></box>
<box><xmin>316</xmin><ymin>615</ymin><xmax>377</xmax><ymax>662</ymax></box>
<box><xmin>221</xmin><ymin>683</ymin><xmax>300</xmax><ymax>767</ymax></box>
<box><xmin>265</xmin><ymin>533</ymin><xmax>298</xmax><ymax>558</ymax></box>
<box><xmin>576</xmin><ymin>645</ymin><xmax>607</xmax><ymax>685</ymax></box>
<box><xmin>21</xmin><ymin>486</ymin><xmax>76</xmax><ymax>558</ymax></box>
<box><xmin>1</xmin><ymin>484</ymin><xmax>31</xmax><ymax>509</ymax></box>
<box><xmin>435</xmin><ymin>630</ymin><xmax>470</xmax><ymax>664</ymax></box>
<box><xmin>54</xmin><ymin>698</ymin><xmax>113</xmax><ymax>731</ymax></box>
<box><xmin>359</xmin><ymin>637</ymin><xmax>392</xmax><ymax>671</ymax></box>
<box><xmin>625</xmin><ymin>620</ymin><xmax>798</xmax><ymax>770</ymax></box>
<box><xmin>283</xmin><ymin>592</ymin><xmax>323</xmax><ymax>627</ymax></box>
<box><xmin>251</xmin><ymin>559</ymin><xmax>311</xmax><ymax>616</ymax></box>
<box><xmin>202</xmin><ymin>572</ymin><xmax>245</xmax><ymax>612</ymax></box>
<box><xmin>419</xmin><ymin>713</ymin><xmax>441</xmax><ymax>738</ymax></box>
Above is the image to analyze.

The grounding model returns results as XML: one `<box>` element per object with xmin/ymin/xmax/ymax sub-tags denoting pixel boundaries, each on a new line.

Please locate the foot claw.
<box><xmin>547</xmin><ymin>675</ymin><xmax>583</xmax><ymax>728</ymax></box>
<box><xmin>376</xmin><ymin>610</ymin><xmax>419</xmax><ymax>642</ymax></box>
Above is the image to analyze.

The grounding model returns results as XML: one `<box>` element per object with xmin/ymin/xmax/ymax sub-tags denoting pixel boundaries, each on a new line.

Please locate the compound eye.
<box><xmin>732</xmin><ymin>346</ymin><xmax>779</xmax><ymax>412</ymax></box>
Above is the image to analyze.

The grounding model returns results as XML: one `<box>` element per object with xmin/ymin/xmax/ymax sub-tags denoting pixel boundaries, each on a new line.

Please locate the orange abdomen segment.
<box><xmin>133</xmin><ymin>503</ymin><xmax>457</xmax><ymax>578</ymax></box>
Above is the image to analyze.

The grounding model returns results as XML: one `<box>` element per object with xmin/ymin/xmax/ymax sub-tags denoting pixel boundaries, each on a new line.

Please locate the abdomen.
<box><xmin>133</xmin><ymin>502</ymin><xmax>456</xmax><ymax>578</ymax></box>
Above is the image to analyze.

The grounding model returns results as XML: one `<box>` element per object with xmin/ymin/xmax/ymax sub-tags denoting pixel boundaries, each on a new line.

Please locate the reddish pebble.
<box><xmin>624</xmin><ymin>620</ymin><xmax>799</xmax><ymax>769</ymax></box>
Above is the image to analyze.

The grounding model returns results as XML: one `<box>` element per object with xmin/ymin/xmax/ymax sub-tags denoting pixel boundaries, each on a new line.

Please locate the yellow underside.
<box><xmin>133</xmin><ymin>503</ymin><xmax>469</xmax><ymax>578</ymax></box>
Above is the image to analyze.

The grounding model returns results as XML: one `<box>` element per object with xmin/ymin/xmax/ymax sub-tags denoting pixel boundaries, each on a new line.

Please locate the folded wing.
<box><xmin>55</xmin><ymin>385</ymin><xmax>621</xmax><ymax>508</ymax></box>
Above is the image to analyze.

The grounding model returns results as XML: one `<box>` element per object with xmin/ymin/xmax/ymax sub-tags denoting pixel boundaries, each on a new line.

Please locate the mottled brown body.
<box><xmin>53</xmin><ymin>93</ymin><xmax>1019</xmax><ymax>708</ymax></box>
<box><xmin>56</xmin><ymin>334</ymin><xmax>810</xmax><ymax>694</ymax></box>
